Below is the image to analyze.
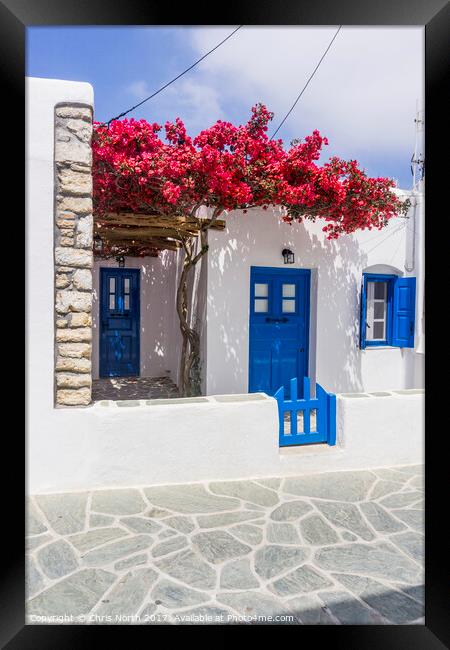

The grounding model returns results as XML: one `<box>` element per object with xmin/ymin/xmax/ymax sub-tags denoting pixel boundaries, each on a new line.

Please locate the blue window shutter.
<box><xmin>360</xmin><ymin>279</ymin><xmax>367</xmax><ymax>349</ymax></box>
<box><xmin>392</xmin><ymin>277</ymin><xmax>416</xmax><ymax>347</ymax></box>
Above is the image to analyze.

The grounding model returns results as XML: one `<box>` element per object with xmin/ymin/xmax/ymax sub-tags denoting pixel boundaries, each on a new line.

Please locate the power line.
<box><xmin>104</xmin><ymin>25</ymin><xmax>243</xmax><ymax>125</ymax></box>
<box><xmin>363</xmin><ymin>223</ymin><xmax>407</xmax><ymax>255</ymax></box>
<box><xmin>270</xmin><ymin>26</ymin><xmax>342</xmax><ymax>140</ymax></box>
<box><xmin>389</xmin><ymin>225</ymin><xmax>407</xmax><ymax>265</ymax></box>
<box><xmin>358</xmin><ymin>219</ymin><xmax>407</xmax><ymax>247</ymax></box>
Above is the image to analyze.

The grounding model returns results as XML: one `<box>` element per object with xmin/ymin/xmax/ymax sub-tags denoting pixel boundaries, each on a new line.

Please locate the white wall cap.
<box><xmin>26</xmin><ymin>76</ymin><xmax>94</xmax><ymax>106</ymax></box>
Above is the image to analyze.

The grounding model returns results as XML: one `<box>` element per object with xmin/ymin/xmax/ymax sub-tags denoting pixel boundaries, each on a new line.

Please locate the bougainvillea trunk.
<box><xmin>176</xmin><ymin>228</ymin><xmax>209</xmax><ymax>397</ymax></box>
<box><xmin>176</xmin><ymin>241</ymin><xmax>198</xmax><ymax>396</ymax></box>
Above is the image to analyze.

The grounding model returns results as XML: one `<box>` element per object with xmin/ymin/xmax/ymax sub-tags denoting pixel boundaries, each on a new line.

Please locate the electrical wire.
<box><xmin>389</xmin><ymin>226</ymin><xmax>407</xmax><ymax>265</ymax></box>
<box><xmin>104</xmin><ymin>25</ymin><xmax>244</xmax><ymax>125</ymax></box>
<box><xmin>358</xmin><ymin>220</ymin><xmax>407</xmax><ymax>247</ymax></box>
<box><xmin>270</xmin><ymin>26</ymin><xmax>342</xmax><ymax>140</ymax></box>
<box><xmin>363</xmin><ymin>223</ymin><xmax>407</xmax><ymax>255</ymax></box>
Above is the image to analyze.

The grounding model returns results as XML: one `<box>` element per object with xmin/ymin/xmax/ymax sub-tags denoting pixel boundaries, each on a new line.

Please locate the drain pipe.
<box><xmin>415</xmin><ymin>188</ymin><xmax>425</xmax><ymax>356</ymax></box>
<box><xmin>404</xmin><ymin>193</ymin><xmax>417</xmax><ymax>273</ymax></box>
<box><xmin>406</xmin><ymin>188</ymin><xmax>424</xmax><ymax>356</ymax></box>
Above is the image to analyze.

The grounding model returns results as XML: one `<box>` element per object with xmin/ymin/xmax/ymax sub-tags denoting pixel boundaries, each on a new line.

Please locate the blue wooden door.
<box><xmin>100</xmin><ymin>268</ymin><xmax>140</xmax><ymax>377</ymax></box>
<box><xmin>249</xmin><ymin>267</ymin><xmax>310</xmax><ymax>397</ymax></box>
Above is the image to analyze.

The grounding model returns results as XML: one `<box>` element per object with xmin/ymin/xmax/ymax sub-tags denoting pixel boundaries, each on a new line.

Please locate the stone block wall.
<box><xmin>54</xmin><ymin>104</ymin><xmax>94</xmax><ymax>406</ymax></box>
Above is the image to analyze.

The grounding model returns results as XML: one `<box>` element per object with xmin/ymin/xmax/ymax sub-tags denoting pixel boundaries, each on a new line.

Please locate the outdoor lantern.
<box><xmin>282</xmin><ymin>248</ymin><xmax>295</xmax><ymax>264</ymax></box>
<box><xmin>94</xmin><ymin>233</ymin><xmax>103</xmax><ymax>253</ymax></box>
<box><xmin>116</xmin><ymin>255</ymin><xmax>125</xmax><ymax>268</ymax></box>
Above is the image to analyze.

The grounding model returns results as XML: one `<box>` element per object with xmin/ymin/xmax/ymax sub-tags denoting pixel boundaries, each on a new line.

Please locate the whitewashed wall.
<box><xmin>26</xmin><ymin>77</ymin><xmax>94</xmax><ymax>491</ymax></box>
<box><xmin>205</xmin><ymin>196</ymin><xmax>424</xmax><ymax>396</ymax></box>
<box><xmin>29</xmin><ymin>390</ymin><xmax>423</xmax><ymax>494</ymax></box>
<box><xmin>26</xmin><ymin>76</ymin><xmax>423</xmax><ymax>495</ymax></box>
<box><xmin>92</xmin><ymin>252</ymin><xmax>181</xmax><ymax>381</ymax></box>
<box><xmin>26</xmin><ymin>76</ymin><xmax>95</xmax><ymax>409</ymax></box>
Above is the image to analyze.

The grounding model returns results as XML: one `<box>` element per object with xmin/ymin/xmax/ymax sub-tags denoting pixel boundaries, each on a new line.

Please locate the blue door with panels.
<box><xmin>249</xmin><ymin>267</ymin><xmax>310</xmax><ymax>398</ymax></box>
<box><xmin>100</xmin><ymin>268</ymin><xmax>140</xmax><ymax>377</ymax></box>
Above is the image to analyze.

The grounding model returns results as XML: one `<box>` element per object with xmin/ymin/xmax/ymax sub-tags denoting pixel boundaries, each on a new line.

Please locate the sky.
<box><xmin>27</xmin><ymin>26</ymin><xmax>424</xmax><ymax>189</ymax></box>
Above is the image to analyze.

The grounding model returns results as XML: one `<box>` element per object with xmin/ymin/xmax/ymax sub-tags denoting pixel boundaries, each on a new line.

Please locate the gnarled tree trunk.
<box><xmin>176</xmin><ymin>229</ymin><xmax>207</xmax><ymax>397</ymax></box>
<box><xmin>176</xmin><ymin>211</ymin><xmax>220</xmax><ymax>397</ymax></box>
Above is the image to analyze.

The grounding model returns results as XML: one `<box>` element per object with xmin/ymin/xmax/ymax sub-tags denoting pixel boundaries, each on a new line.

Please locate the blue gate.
<box><xmin>275</xmin><ymin>377</ymin><xmax>336</xmax><ymax>447</ymax></box>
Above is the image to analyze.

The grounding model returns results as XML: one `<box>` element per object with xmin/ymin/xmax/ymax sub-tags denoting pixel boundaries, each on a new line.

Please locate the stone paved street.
<box><xmin>26</xmin><ymin>465</ymin><xmax>424</xmax><ymax>625</ymax></box>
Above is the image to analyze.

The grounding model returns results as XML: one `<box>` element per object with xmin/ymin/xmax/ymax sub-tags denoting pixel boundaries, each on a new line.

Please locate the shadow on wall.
<box><xmin>139</xmin><ymin>250</ymin><xmax>181</xmax><ymax>380</ymax></box>
<box><xmin>207</xmin><ymin>209</ymin><xmax>371</xmax><ymax>395</ymax></box>
<box><xmin>308</xmin><ymin>229</ymin><xmax>368</xmax><ymax>394</ymax></box>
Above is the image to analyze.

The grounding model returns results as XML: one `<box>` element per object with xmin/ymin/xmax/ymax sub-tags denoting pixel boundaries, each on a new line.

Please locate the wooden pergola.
<box><xmin>94</xmin><ymin>212</ymin><xmax>226</xmax><ymax>257</ymax></box>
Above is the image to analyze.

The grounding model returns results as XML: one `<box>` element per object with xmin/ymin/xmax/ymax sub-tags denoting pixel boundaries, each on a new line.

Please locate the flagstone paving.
<box><xmin>26</xmin><ymin>465</ymin><xmax>424</xmax><ymax>625</ymax></box>
<box><xmin>92</xmin><ymin>376</ymin><xmax>179</xmax><ymax>402</ymax></box>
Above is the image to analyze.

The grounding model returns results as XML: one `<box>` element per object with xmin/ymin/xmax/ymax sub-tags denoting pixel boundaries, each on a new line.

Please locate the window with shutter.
<box><xmin>360</xmin><ymin>274</ymin><xmax>416</xmax><ymax>349</ymax></box>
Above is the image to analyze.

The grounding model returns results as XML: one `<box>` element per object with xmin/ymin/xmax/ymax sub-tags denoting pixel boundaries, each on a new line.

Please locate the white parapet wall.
<box><xmin>335</xmin><ymin>389</ymin><xmax>424</xmax><ymax>468</ymax></box>
<box><xmin>278</xmin><ymin>389</ymin><xmax>424</xmax><ymax>476</ymax></box>
<box><xmin>28</xmin><ymin>389</ymin><xmax>424</xmax><ymax>494</ymax></box>
<box><xmin>27</xmin><ymin>394</ymin><xmax>279</xmax><ymax>494</ymax></box>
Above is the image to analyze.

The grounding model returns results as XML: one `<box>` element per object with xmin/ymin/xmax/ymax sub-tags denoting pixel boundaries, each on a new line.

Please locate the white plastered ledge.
<box><xmin>27</xmin><ymin>390</ymin><xmax>423</xmax><ymax>494</ymax></box>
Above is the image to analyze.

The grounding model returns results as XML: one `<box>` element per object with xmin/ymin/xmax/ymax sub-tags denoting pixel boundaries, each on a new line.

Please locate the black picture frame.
<box><xmin>3</xmin><ymin>0</ymin><xmax>449</xmax><ymax>646</ymax></box>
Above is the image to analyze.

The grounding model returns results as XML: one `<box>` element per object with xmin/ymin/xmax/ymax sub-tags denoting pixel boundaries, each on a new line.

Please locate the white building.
<box><xmin>26</xmin><ymin>77</ymin><xmax>424</xmax><ymax>494</ymax></box>
<box><xmin>91</xmin><ymin>196</ymin><xmax>424</xmax><ymax>397</ymax></box>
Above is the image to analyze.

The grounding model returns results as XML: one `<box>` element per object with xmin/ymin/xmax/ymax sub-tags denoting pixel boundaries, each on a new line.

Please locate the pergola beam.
<box><xmin>98</xmin><ymin>213</ymin><xmax>226</xmax><ymax>231</ymax></box>
<box><xmin>99</xmin><ymin>236</ymin><xmax>182</xmax><ymax>250</ymax></box>
<box><xmin>95</xmin><ymin>226</ymin><xmax>198</xmax><ymax>239</ymax></box>
<box><xmin>93</xmin><ymin>212</ymin><xmax>226</xmax><ymax>256</ymax></box>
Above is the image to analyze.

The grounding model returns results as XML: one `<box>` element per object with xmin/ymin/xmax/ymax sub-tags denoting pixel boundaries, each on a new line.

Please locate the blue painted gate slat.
<box><xmin>274</xmin><ymin>377</ymin><xmax>336</xmax><ymax>447</ymax></box>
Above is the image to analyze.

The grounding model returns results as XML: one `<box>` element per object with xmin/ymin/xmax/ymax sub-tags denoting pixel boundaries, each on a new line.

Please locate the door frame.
<box><xmin>99</xmin><ymin>267</ymin><xmax>141</xmax><ymax>378</ymax></box>
<box><xmin>248</xmin><ymin>266</ymin><xmax>311</xmax><ymax>393</ymax></box>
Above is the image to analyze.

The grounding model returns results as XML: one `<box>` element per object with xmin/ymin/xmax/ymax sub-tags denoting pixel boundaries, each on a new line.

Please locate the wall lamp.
<box><xmin>282</xmin><ymin>248</ymin><xmax>295</xmax><ymax>264</ymax></box>
<box><xmin>93</xmin><ymin>233</ymin><xmax>103</xmax><ymax>253</ymax></box>
<box><xmin>116</xmin><ymin>255</ymin><xmax>125</xmax><ymax>268</ymax></box>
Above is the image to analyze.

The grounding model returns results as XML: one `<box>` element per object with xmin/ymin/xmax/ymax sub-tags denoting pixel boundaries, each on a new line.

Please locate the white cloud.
<box><xmin>123</xmin><ymin>27</ymin><xmax>423</xmax><ymax>185</ymax></box>
<box><xmin>127</xmin><ymin>80</ymin><xmax>151</xmax><ymax>100</ymax></box>
<box><xmin>126</xmin><ymin>77</ymin><xmax>224</xmax><ymax>132</ymax></box>
<box><xmin>185</xmin><ymin>26</ymin><xmax>424</xmax><ymax>162</ymax></box>
<box><xmin>162</xmin><ymin>78</ymin><xmax>225</xmax><ymax>132</ymax></box>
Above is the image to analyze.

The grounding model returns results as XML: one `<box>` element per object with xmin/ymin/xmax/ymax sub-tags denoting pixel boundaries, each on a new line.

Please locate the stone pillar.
<box><xmin>54</xmin><ymin>104</ymin><xmax>93</xmax><ymax>406</ymax></box>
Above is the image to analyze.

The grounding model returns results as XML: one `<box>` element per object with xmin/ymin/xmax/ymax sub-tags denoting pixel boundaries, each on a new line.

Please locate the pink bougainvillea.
<box><xmin>92</xmin><ymin>104</ymin><xmax>408</xmax><ymax>239</ymax></box>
